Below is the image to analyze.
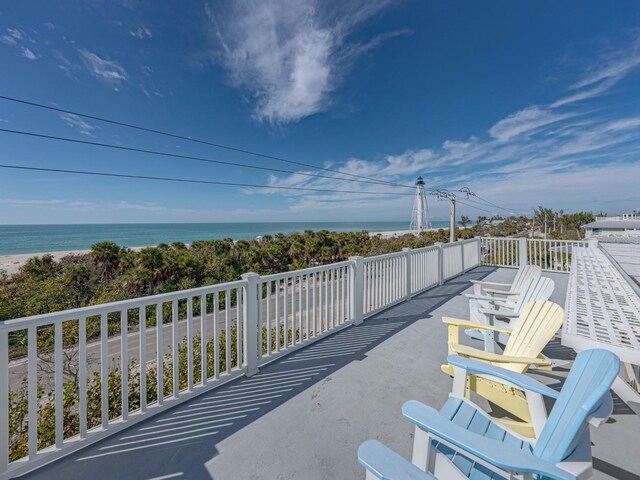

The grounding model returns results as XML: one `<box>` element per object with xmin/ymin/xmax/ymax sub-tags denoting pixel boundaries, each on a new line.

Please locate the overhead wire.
<box><xmin>0</xmin><ymin>163</ymin><xmax>414</xmax><ymax>196</ymax></box>
<box><xmin>0</xmin><ymin>94</ymin><xmax>415</xmax><ymax>189</ymax></box>
<box><xmin>0</xmin><ymin>127</ymin><xmax>411</xmax><ymax>189</ymax></box>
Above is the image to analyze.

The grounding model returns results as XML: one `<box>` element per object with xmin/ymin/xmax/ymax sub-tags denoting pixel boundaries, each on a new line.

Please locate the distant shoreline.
<box><xmin>0</xmin><ymin>227</ymin><xmax>450</xmax><ymax>275</ymax></box>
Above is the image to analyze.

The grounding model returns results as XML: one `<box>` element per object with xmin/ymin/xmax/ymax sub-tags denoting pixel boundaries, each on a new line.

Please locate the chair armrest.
<box><xmin>358</xmin><ymin>440</ymin><xmax>436</xmax><ymax>480</ymax></box>
<box><xmin>483</xmin><ymin>288</ymin><xmax>519</xmax><ymax>296</ymax></box>
<box><xmin>450</xmin><ymin>344</ymin><xmax>553</xmax><ymax>368</ymax></box>
<box><xmin>465</xmin><ymin>293</ymin><xmax>502</xmax><ymax>303</ymax></box>
<box><xmin>478</xmin><ymin>307</ymin><xmax>520</xmax><ymax>318</ymax></box>
<box><xmin>470</xmin><ymin>280</ymin><xmax>511</xmax><ymax>288</ymax></box>
<box><xmin>402</xmin><ymin>400</ymin><xmax>574</xmax><ymax>480</ymax></box>
<box><xmin>442</xmin><ymin>317</ymin><xmax>513</xmax><ymax>334</ymax></box>
<box><xmin>447</xmin><ymin>355</ymin><xmax>560</xmax><ymax>399</ymax></box>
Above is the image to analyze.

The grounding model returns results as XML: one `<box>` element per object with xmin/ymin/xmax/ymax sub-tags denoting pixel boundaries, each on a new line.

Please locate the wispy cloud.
<box><xmin>77</xmin><ymin>48</ymin><xmax>128</xmax><ymax>83</ymax></box>
<box><xmin>21</xmin><ymin>47</ymin><xmax>37</xmax><ymax>60</ymax></box>
<box><xmin>206</xmin><ymin>0</ymin><xmax>403</xmax><ymax>124</ymax></box>
<box><xmin>129</xmin><ymin>25</ymin><xmax>152</xmax><ymax>39</ymax></box>
<box><xmin>58</xmin><ymin>113</ymin><xmax>97</xmax><ymax>136</ymax></box>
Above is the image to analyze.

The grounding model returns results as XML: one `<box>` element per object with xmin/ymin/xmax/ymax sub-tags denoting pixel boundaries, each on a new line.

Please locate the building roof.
<box><xmin>583</xmin><ymin>220</ymin><xmax>640</xmax><ymax>229</ymax></box>
<box><xmin>601</xmin><ymin>242</ymin><xmax>640</xmax><ymax>289</ymax></box>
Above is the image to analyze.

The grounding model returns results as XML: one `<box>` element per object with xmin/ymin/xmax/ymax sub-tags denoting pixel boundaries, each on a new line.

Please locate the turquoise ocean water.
<box><xmin>0</xmin><ymin>222</ymin><xmax>450</xmax><ymax>255</ymax></box>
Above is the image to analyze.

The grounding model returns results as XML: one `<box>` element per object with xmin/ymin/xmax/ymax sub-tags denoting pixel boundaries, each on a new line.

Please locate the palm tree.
<box><xmin>91</xmin><ymin>241</ymin><xmax>122</xmax><ymax>281</ymax></box>
<box><xmin>459</xmin><ymin>215</ymin><xmax>471</xmax><ymax>227</ymax></box>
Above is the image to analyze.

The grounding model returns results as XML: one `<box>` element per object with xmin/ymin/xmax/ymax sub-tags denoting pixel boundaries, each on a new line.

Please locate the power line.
<box><xmin>455</xmin><ymin>198</ymin><xmax>495</xmax><ymax>214</ymax></box>
<box><xmin>455</xmin><ymin>187</ymin><xmax>513</xmax><ymax>213</ymax></box>
<box><xmin>0</xmin><ymin>94</ymin><xmax>414</xmax><ymax>189</ymax></box>
<box><xmin>0</xmin><ymin>163</ymin><xmax>415</xmax><ymax>196</ymax></box>
<box><xmin>0</xmin><ymin>127</ymin><xmax>412</xmax><ymax>189</ymax></box>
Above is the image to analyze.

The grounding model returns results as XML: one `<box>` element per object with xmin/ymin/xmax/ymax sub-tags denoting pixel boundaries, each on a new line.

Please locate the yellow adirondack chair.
<box><xmin>441</xmin><ymin>300</ymin><xmax>564</xmax><ymax>438</ymax></box>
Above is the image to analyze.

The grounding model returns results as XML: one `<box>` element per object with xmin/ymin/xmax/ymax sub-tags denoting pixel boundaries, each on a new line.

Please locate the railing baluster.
<box><xmin>237</xmin><ymin>287</ymin><xmax>243</xmax><ymax>370</ymax></box>
<box><xmin>225</xmin><ymin>290</ymin><xmax>231</xmax><ymax>372</ymax></box>
<box><xmin>200</xmin><ymin>294</ymin><xmax>207</xmax><ymax>385</ymax></box>
<box><xmin>275</xmin><ymin>280</ymin><xmax>280</xmax><ymax>352</ymax></box>
<box><xmin>291</xmin><ymin>275</ymin><xmax>297</xmax><ymax>346</ymax></box>
<box><xmin>54</xmin><ymin>321</ymin><xmax>63</xmax><ymax>448</ymax></box>
<box><xmin>139</xmin><ymin>307</ymin><xmax>147</xmax><ymax>412</ymax></box>
<box><xmin>27</xmin><ymin>326</ymin><xmax>37</xmax><ymax>458</ymax></box>
<box><xmin>312</xmin><ymin>273</ymin><xmax>317</xmax><ymax>336</ymax></box>
<box><xmin>0</xmin><ymin>330</ymin><xmax>8</xmax><ymax>472</ymax></box>
<box><xmin>101</xmin><ymin>313</ymin><xmax>110</xmax><ymax>424</ymax></box>
<box><xmin>213</xmin><ymin>292</ymin><xmax>219</xmax><ymax>379</ymax></box>
<box><xmin>79</xmin><ymin>316</ymin><xmax>87</xmax><ymax>437</ymax></box>
<box><xmin>187</xmin><ymin>296</ymin><xmax>193</xmax><ymax>392</ymax></box>
<box><xmin>283</xmin><ymin>279</ymin><xmax>289</xmax><ymax>348</ymax></box>
<box><xmin>156</xmin><ymin>303</ymin><xmax>164</xmax><ymax>406</ymax></box>
<box><xmin>305</xmin><ymin>274</ymin><xmax>310</xmax><ymax>339</ymax></box>
<box><xmin>267</xmin><ymin>282</ymin><xmax>272</xmax><ymax>353</ymax></box>
<box><xmin>171</xmin><ymin>300</ymin><xmax>179</xmax><ymax>397</ymax></box>
<box><xmin>121</xmin><ymin>309</ymin><xmax>128</xmax><ymax>421</ymax></box>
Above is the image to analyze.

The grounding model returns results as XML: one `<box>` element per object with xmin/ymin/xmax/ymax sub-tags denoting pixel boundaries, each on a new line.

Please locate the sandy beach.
<box><xmin>0</xmin><ymin>246</ymin><xmax>149</xmax><ymax>275</ymax></box>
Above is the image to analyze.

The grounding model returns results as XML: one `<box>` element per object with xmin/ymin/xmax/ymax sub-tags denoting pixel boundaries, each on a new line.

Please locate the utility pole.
<box><xmin>450</xmin><ymin>196</ymin><xmax>456</xmax><ymax>242</ymax></box>
<box><xmin>432</xmin><ymin>189</ymin><xmax>458</xmax><ymax>242</ymax></box>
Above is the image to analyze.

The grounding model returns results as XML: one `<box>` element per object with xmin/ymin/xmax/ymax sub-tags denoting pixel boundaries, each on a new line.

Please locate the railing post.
<box><xmin>460</xmin><ymin>242</ymin><xmax>465</xmax><ymax>273</ymax></box>
<box><xmin>241</xmin><ymin>272</ymin><xmax>260</xmax><ymax>377</ymax></box>
<box><xmin>402</xmin><ymin>248</ymin><xmax>412</xmax><ymax>299</ymax></box>
<box><xmin>349</xmin><ymin>256</ymin><xmax>364</xmax><ymax>325</ymax></box>
<box><xmin>0</xmin><ymin>330</ymin><xmax>8</xmax><ymax>474</ymax></box>
<box><xmin>475</xmin><ymin>237</ymin><xmax>482</xmax><ymax>266</ymax></box>
<box><xmin>518</xmin><ymin>237</ymin><xmax>528</xmax><ymax>267</ymax></box>
<box><xmin>435</xmin><ymin>242</ymin><xmax>444</xmax><ymax>285</ymax></box>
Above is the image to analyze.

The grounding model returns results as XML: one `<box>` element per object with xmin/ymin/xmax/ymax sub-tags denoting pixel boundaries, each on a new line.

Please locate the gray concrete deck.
<box><xmin>18</xmin><ymin>267</ymin><xmax>640</xmax><ymax>480</ymax></box>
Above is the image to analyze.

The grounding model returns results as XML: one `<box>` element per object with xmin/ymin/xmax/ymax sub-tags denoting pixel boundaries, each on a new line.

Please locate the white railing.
<box><xmin>480</xmin><ymin>237</ymin><xmax>589</xmax><ymax>272</ymax></box>
<box><xmin>363</xmin><ymin>252</ymin><xmax>407</xmax><ymax>316</ymax></box>
<box><xmin>0</xmin><ymin>239</ymin><xmax>481</xmax><ymax>478</ymax></box>
<box><xmin>410</xmin><ymin>246</ymin><xmax>440</xmax><ymax>294</ymax></box>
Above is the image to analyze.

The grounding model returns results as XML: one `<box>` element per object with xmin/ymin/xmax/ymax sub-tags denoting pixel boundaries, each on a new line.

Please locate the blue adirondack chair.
<box><xmin>358</xmin><ymin>349</ymin><xmax>619</xmax><ymax>480</ymax></box>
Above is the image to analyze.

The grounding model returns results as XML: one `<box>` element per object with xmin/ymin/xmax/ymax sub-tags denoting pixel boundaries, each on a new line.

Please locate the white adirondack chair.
<box><xmin>471</xmin><ymin>264</ymin><xmax>541</xmax><ymax>297</ymax></box>
<box><xmin>466</xmin><ymin>276</ymin><xmax>555</xmax><ymax>350</ymax></box>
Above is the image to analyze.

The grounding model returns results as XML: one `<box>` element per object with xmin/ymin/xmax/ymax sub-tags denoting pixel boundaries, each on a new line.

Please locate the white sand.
<box><xmin>0</xmin><ymin>246</ymin><xmax>148</xmax><ymax>276</ymax></box>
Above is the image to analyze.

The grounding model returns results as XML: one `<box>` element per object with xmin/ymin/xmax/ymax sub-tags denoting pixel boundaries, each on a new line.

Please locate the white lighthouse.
<box><xmin>410</xmin><ymin>176</ymin><xmax>431</xmax><ymax>232</ymax></box>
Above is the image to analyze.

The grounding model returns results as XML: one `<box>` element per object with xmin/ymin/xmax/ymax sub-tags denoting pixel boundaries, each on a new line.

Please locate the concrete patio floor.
<box><xmin>18</xmin><ymin>266</ymin><xmax>640</xmax><ymax>480</ymax></box>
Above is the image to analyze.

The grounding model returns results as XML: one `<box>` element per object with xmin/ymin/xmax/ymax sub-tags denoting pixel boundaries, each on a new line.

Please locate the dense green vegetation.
<box><xmin>1</xmin><ymin>229</ymin><xmax>469</xmax><ymax>323</ymax></box>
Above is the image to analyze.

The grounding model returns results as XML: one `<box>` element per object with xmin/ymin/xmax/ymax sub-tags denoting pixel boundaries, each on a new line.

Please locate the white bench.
<box><xmin>563</xmin><ymin>244</ymin><xmax>640</xmax><ymax>413</ymax></box>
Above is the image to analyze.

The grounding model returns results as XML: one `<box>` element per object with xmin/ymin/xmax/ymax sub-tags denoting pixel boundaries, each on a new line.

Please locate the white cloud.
<box><xmin>59</xmin><ymin>113</ymin><xmax>97</xmax><ymax>136</ymax></box>
<box><xmin>129</xmin><ymin>25</ymin><xmax>152</xmax><ymax>39</ymax></box>
<box><xmin>21</xmin><ymin>47</ymin><xmax>37</xmax><ymax>60</ymax></box>
<box><xmin>488</xmin><ymin>106</ymin><xmax>575</xmax><ymax>142</ymax></box>
<box><xmin>206</xmin><ymin>0</ymin><xmax>402</xmax><ymax>124</ymax></box>
<box><xmin>1</xmin><ymin>35</ymin><xmax>17</xmax><ymax>46</ymax></box>
<box><xmin>77</xmin><ymin>49</ymin><xmax>128</xmax><ymax>83</ymax></box>
<box><xmin>7</xmin><ymin>28</ymin><xmax>23</xmax><ymax>40</ymax></box>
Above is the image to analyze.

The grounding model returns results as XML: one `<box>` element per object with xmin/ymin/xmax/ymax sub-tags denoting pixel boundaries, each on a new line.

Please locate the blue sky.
<box><xmin>1</xmin><ymin>1</ymin><xmax>640</xmax><ymax>224</ymax></box>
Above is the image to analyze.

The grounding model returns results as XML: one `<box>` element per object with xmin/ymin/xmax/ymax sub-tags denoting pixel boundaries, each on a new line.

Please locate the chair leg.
<box><xmin>411</xmin><ymin>426</ymin><xmax>431</xmax><ymax>471</ymax></box>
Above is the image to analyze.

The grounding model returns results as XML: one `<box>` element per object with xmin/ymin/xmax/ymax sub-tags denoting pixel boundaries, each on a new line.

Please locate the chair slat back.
<box><xmin>503</xmin><ymin>301</ymin><xmax>564</xmax><ymax>372</ymax></box>
<box><xmin>511</xmin><ymin>265</ymin><xmax>542</xmax><ymax>293</ymax></box>
<box><xmin>533</xmin><ymin>349</ymin><xmax>619</xmax><ymax>463</ymax></box>
<box><xmin>513</xmin><ymin>277</ymin><xmax>554</xmax><ymax>313</ymax></box>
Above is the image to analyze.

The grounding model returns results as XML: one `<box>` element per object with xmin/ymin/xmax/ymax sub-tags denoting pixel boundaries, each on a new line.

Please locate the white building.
<box><xmin>583</xmin><ymin>212</ymin><xmax>640</xmax><ymax>238</ymax></box>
